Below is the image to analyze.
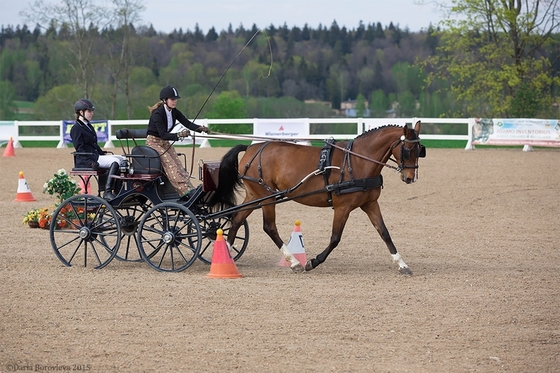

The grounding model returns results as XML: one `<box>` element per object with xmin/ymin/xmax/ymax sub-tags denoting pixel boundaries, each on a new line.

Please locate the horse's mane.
<box><xmin>354</xmin><ymin>124</ymin><xmax>403</xmax><ymax>141</ymax></box>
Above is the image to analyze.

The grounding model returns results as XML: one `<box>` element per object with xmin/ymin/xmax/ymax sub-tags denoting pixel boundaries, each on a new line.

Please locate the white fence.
<box><xmin>7</xmin><ymin>117</ymin><xmax>556</xmax><ymax>151</ymax></box>
<box><xmin>1</xmin><ymin>117</ymin><xmax>477</xmax><ymax>148</ymax></box>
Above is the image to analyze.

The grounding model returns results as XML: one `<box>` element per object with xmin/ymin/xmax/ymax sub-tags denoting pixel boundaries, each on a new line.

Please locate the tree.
<box><xmin>424</xmin><ymin>0</ymin><xmax>560</xmax><ymax>117</ymax></box>
<box><xmin>0</xmin><ymin>80</ymin><xmax>18</xmax><ymax>119</ymax></box>
<box><xmin>370</xmin><ymin>89</ymin><xmax>388</xmax><ymax>117</ymax></box>
<box><xmin>22</xmin><ymin>0</ymin><xmax>112</xmax><ymax>98</ymax></box>
<box><xmin>355</xmin><ymin>93</ymin><xmax>367</xmax><ymax>117</ymax></box>
<box><xmin>34</xmin><ymin>84</ymin><xmax>80</xmax><ymax>120</ymax></box>
<box><xmin>205</xmin><ymin>90</ymin><xmax>247</xmax><ymax>119</ymax></box>
<box><xmin>105</xmin><ymin>0</ymin><xmax>145</xmax><ymax>119</ymax></box>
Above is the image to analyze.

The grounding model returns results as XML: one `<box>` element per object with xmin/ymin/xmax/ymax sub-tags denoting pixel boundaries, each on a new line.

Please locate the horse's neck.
<box><xmin>358</xmin><ymin>128</ymin><xmax>399</xmax><ymax>157</ymax></box>
<box><xmin>350</xmin><ymin>128</ymin><xmax>400</xmax><ymax>173</ymax></box>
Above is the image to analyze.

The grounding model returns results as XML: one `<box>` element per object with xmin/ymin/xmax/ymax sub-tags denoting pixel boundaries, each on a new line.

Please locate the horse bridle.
<box><xmin>391</xmin><ymin>135</ymin><xmax>426</xmax><ymax>171</ymax></box>
<box><xmin>328</xmin><ymin>135</ymin><xmax>425</xmax><ymax>172</ymax></box>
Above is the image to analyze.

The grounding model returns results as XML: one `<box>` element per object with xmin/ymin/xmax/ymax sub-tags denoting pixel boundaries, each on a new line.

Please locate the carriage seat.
<box><xmin>69</xmin><ymin>152</ymin><xmax>108</xmax><ymax>195</ymax></box>
<box><xmin>114</xmin><ymin>129</ymin><xmax>162</xmax><ymax>175</ymax></box>
<box><xmin>130</xmin><ymin>146</ymin><xmax>162</xmax><ymax>175</ymax></box>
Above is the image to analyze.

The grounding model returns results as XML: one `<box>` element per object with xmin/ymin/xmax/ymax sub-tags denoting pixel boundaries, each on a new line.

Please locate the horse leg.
<box><xmin>304</xmin><ymin>207</ymin><xmax>351</xmax><ymax>272</ymax></box>
<box><xmin>227</xmin><ymin>207</ymin><xmax>253</xmax><ymax>248</ymax></box>
<box><xmin>261</xmin><ymin>204</ymin><xmax>305</xmax><ymax>273</ymax></box>
<box><xmin>361</xmin><ymin>201</ymin><xmax>412</xmax><ymax>275</ymax></box>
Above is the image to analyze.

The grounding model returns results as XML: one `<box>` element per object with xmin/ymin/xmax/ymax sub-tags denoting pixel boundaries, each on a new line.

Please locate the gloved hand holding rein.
<box><xmin>178</xmin><ymin>129</ymin><xmax>190</xmax><ymax>138</ymax></box>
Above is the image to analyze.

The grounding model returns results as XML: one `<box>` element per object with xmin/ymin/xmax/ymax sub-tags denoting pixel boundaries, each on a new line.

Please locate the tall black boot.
<box><xmin>103</xmin><ymin>162</ymin><xmax>120</xmax><ymax>201</ymax></box>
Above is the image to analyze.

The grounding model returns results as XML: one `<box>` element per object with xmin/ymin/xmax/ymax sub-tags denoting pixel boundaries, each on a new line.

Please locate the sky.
<box><xmin>0</xmin><ymin>0</ymin><xmax>446</xmax><ymax>34</ymax></box>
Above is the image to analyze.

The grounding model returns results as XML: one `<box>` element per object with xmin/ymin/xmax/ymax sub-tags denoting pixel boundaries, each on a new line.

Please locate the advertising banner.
<box><xmin>471</xmin><ymin>118</ymin><xmax>560</xmax><ymax>147</ymax></box>
<box><xmin>0</xmin><ymin>121</ymin><xmax>16</xmax><ymax>142</ymax></box>
<box><xmin>254</xmin><ymin>118</ymin><xmax>309</xmax><ymax>140</ymax></box>
<box><xmin>63</xmin><ymin>120</ymin><xmax>109</xmax><ymax>144</ymax></box>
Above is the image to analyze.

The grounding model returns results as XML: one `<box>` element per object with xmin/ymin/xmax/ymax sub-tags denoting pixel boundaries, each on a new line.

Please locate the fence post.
<box><xmin>464</xmin><ymin>118</ymin><xmax>475</xmax><ymax>150</ymax></box>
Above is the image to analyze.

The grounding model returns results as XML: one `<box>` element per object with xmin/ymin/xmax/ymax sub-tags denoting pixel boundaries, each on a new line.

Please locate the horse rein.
<box><xmin>328</xmin><ymin>140</ymin><xmax>402</xmax><ymax>171</ymax></box>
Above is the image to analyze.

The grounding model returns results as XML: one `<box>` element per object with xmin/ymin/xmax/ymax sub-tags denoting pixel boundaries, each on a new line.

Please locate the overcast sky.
<box><xmin>0</xmin><ymin>0</ymin><xmax>446</xmax><ymax>34</ymax></box>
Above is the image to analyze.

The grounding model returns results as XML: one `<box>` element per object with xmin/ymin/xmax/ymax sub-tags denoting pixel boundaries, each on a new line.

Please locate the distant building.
<box><xmin>341</xmin><ymin>99</ymin><xmax>370</xmax><ymax>118</ymax></box>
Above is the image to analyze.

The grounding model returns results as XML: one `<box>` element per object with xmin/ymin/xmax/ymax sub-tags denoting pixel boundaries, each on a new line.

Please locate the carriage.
<box><xmin>49</xmin><ymin>128</ymin><xmax>249</xmax><ymax>272</ymax></box>
<box><xmin>49</xmin><ymin>122</ymin><xmax>425</xmax><ymax>274</ymax></box>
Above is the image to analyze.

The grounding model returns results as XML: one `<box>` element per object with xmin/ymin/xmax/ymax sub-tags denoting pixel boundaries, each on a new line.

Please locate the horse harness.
<box><xmin>239</xmin><ymin>140</ymin><xmax>384</xmax><ymax>206</ymax></box>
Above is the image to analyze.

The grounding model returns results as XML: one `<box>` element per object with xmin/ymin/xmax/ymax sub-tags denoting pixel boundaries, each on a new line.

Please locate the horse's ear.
<box><xmin>414</xmin><ymin>120</ymin><xmax>421</xmax><ymax>134</ymax></box>
<box><xmin>403</xmin><ymin>124</ymin><xmax>411</xmax><ymax>137</ymax></box>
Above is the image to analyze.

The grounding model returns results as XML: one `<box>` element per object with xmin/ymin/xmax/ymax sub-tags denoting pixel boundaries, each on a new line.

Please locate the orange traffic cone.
<box><xmin>14</xmin><ymin>171</ymin><xmax>36</xmax><ymax>202</ymax></box>
<box><xmin>278</xmin><ymin>220</ymin><xmax>307</xmax><ymax>267</ymax></box>
<box><xmin>3</xmin><ymin>137</ymin><xmax>15</xmax><ymax>157</ymax></box>
<box><xmin>207</xmin><ymin>229</ymin><xmax>242</xmax><ymax>278</ymax></box>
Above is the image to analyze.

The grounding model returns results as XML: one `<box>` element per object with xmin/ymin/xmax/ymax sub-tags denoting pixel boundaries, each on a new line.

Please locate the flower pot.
<box><xmin>28</xmin><ymin>221</ymin><xmax>39</xmax><ymax>228</ymax></box>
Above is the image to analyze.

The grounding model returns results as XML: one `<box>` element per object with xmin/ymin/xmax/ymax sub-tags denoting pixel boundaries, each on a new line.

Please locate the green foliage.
<box><xmin>34</xmin><ymin>85</ymin><xmax>80</xmax><ymax>120</ymax></box>
<box><xmin>424</xmin><ymin>0</ymin><xmax>560</xmax><ymax>118</ymax></box>
<box><xmin>205</xmin><ymin>91</ymin><xmax>247</xmax><ymax>119</ymax></box>
<box><xmin>43</xmin><ymin>168</ymin><xmax>81</xmax><ymax>204</ymax></box>
<box><xmin>2</xmin><ymin>6</ymin><xmax>558</xmax><ymax>120</ymax></box>
<box><xmin>370</xmin><ymin>89</ymin><xmax>388</xmax><ymax>117</ymax></box>
<box><xmin>355</xmin><ymin>93</ymin><xmax>367</xmax><ymax>117</ymax></box>
<box><xmin>0</xmin><ymin>80</ymin><xmax>17</xmax><ymax>119</ymax></box>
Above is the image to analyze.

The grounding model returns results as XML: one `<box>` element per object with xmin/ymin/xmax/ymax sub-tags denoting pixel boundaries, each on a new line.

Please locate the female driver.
<box><xmin>146</xmin><ymin>86</ymin><xmax>209</xmax><ymax>200</ymax></box>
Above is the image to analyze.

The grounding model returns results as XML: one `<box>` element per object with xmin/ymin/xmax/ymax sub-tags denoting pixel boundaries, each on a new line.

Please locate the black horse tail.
<box><xmin>208</xmin><ymin>144</ymin><xmax>248</xmax><ymax>207</ymax></box>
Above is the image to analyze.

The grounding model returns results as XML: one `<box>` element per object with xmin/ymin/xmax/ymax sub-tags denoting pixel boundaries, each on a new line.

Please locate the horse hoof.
<box><xmin>290</xmin><ymin>263</ymin><xmax>305</xmax><ymax>273</ymax></box>
<box><xmin>304</xmin><ymin>261</ymin><xmax>314</xmax><ymax>271</ymax></box>
<box><xmin>399</xmin><ymin>267</ymin><xmax>413</xmax><ymax>275</ymax></box>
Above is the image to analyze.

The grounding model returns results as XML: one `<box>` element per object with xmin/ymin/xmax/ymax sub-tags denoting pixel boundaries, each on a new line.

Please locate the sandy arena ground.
<box><xmin>0</xmin><ymin>145</ymin><xmax>559</xmax><ymax>372</ymax></box>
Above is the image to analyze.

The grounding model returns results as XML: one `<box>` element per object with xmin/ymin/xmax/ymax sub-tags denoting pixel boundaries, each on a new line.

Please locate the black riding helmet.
<box><xmin>160</xmin><ymin>86</ymin><xmax>181</xmax><ymax>100</ymax></box>
<box><xmin>74</xmin><ymin>99</ymin><xmax>95</xmax><ymax>113</ymax></box>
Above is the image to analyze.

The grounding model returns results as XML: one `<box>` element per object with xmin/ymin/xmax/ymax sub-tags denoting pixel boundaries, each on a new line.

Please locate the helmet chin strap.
<box><xmin>78</xmin><ymin>111</ymin><xmax>87</xmax><ymax>122</ymax></box>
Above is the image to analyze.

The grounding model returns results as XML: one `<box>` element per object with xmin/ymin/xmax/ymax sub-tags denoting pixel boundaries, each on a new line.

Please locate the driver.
<box><xmin>146</xmin><ymin>85</ymin><xmax>209</xmax><ymax>201</ymax></box>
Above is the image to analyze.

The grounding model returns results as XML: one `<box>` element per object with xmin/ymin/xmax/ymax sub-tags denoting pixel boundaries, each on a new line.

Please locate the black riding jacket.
<box><xmin>70</xmin><ymin>119</ymin><xmax>106</xmax><ymax>168</ymax></box>
<box><xmin>147</xmin><ymin>104</ymin><xmax>201</xmax><ymax>141</ymax></box>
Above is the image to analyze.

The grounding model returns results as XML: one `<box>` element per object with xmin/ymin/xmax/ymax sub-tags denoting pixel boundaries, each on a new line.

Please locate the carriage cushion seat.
<box><xmin>116</xmin><ymin>129</ymin><xmax>148</xmax><ymax>140</ymax></box>
<box><xmin>130</xmin><ymin>145</ymin><xmax>162</xmax><ymax>175</ymax></box>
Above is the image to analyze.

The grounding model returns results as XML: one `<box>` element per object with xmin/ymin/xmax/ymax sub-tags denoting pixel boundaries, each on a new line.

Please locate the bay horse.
<box><xmin>211</xmin><ymin>121</ymin><xmax>425</xmax><ymax>274</ymax></box>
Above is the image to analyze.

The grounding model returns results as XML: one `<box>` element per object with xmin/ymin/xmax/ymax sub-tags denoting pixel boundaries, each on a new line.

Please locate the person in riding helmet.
<box><xmin>70</xmin><ymin>99</ymin><xmax>125</xmax><ymax>200</ymax></box>
<box><xmin>147</xmin><ymin>85</ymin><xmax>209</xmax><ymax>200</ymax></box>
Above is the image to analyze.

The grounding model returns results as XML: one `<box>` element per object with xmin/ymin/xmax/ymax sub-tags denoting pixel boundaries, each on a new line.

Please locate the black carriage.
<box><xmin>49</xmin><ymin>129</ymin><xmax>249</xmax><ymax>272</ymax></box>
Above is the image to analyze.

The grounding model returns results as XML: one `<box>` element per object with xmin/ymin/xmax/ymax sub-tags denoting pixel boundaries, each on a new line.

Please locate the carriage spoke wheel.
<box><xmin>113</xmin><ymin>197</ymin><xmax>153</xmax><ymax>262</ymax></box>
<box><xmin>137</xmin><ymin>202</ymin><xmax>201</xmax><ymax>272</ymax></box>
<box><xmin>196</xmin><ymin>214</ymin><xmax>249</xmax><ymax>264</ymax></box>
<box><xmin>49</xmin><ymin>195</ymin><xmax>121</xmax><ymax>269</ymax></box>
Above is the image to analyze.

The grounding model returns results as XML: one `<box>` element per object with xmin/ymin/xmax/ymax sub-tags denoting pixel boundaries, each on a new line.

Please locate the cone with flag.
<box><xmin>207</xmin><ymin>229</ymin><xmax>242</xmax><ymax>278</ymax></box>
<box><xmin>14</xmin><ymin>171</ymin><xmax>36</xmax><ymax>202</ymax></box>
<box><xmin>278</xmin><ymin>220</ymin><xmax>307</xmax><ymax>267</ymax></box>
<box><xmin>3</xmin><ymin>137</ymin><xmax>15</xmax><ymax>157</ymax></box>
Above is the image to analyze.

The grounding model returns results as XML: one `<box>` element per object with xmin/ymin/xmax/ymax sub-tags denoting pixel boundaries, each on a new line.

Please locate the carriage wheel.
<box><xmin>113</xmin><ymin>197</ymin><xmax>153</xmax><ymax>262</ymax></box>
<box><xmin>196</xmin><ymin>214</ymin><xmax>249</xmax><ymax>264</ymax></box>
<box><xmin>49</xmin><ymin>195</ymin><xmax>121</xmax><ymax>269</ymax></box>
<box><xmin>137</xmin><ymin>202</ymin><xmax>202</xmax><ymax>272</ymax></box>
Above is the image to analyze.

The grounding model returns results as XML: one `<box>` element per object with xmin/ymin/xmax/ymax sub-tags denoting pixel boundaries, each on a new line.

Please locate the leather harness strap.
<box><xmin>239</xmin><ymin>140</ymin><xmax>384</xmax><ymax>206</ymax></box>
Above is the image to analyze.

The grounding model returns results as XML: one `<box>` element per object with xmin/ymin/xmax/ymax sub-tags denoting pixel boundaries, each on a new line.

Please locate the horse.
<box><xmin>211</xmin><ymin>121</ymin><xmax>426</xmax><ymax>274</ymax></box>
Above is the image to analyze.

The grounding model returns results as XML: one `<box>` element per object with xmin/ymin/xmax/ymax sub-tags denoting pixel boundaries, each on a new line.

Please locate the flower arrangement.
<box><xmin>23</xmin><ymin>207</ymin><xmax>52</xmax><ymax>228</ymax></box>
<box><xmin>43</xmin><ymin>169</ymin><xmax>81</xmax><ymax>204</ymax></box>
<box><xmin>23</xmin><ymin>208</ymin><xmax>41</xmax><ymax>225</ymax></box>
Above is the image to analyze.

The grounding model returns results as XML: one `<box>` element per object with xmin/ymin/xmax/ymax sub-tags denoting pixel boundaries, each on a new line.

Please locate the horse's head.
<box><xmin>390</xmin><ymin>121</ymin><xmax>426</xmax><ymax>184</ymax></box>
